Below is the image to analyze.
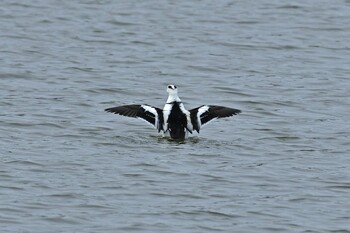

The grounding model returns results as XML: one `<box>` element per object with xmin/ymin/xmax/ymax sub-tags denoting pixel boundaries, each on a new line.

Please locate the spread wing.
<box><xmin>190</xmin><ymin>105</ymin><xmax>241</xmax><ymax>133</ymax></box>
<box><xmin>105</xmin><ymin>104</ymin><xmax>164</xmax><ymax>132</ymax></box>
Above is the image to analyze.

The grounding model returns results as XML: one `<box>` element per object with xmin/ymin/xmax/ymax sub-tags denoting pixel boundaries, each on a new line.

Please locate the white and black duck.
<box><xmin>105</xmin><ymin>85</ymin><xmax>241</xmax><ymax>140</ymax></box>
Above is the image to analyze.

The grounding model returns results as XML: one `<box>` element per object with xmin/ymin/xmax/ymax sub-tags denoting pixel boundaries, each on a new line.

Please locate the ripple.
<box><xmin>106</xmin><ymin>19</ymin><xmax>139</xmax><ymax>26</ymax></box>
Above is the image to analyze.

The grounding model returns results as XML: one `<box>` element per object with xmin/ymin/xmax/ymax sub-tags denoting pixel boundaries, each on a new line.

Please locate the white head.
<box><xmin>166</xmin><ymin>84</ymin><xmax>178</xmax><ymax>95</ymax></box>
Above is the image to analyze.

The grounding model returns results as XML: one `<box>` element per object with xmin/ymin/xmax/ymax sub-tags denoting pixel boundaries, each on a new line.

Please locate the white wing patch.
<box><xmin>140</xmin><ymin>104</ymin><xmax>160</xmax><ymax>130</ymax></box>
<box><xmin>162</xmin><ymin>103</ymin><xmax>172</xmax><ymax>131</ymax></box>
<box><xmin>196</xmin><ymin>105</ymin><xmax>210</xmax><ymax>130</ymax></box>
<box><xmin>179</xmin><ymin>103</ymin><xmax>193</xmax><ymax>133</ymax></box>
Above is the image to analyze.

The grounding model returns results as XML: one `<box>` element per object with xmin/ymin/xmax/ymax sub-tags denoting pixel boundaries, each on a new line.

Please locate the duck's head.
<box><xmin>166</xmin><ymin>84</ymin><xmax>178</xmax><ymax>95</ymax></box>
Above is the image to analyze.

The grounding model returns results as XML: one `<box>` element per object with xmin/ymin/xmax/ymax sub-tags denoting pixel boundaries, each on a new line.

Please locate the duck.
<box><xmin>105</xmin><ymin>85</ymin><xmax>241</xmax><ymax>140</ymax></box>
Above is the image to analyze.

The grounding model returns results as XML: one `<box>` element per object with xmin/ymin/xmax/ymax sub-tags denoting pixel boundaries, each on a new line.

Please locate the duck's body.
<box><xmin>105</xmin><ymin>85</ymin><xmax>241</xmax><ymax>140</ymax></box>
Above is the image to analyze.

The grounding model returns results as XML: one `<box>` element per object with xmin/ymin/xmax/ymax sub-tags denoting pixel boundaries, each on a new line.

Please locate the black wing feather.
<box><xmin>190</xmin><ymin>105</ymin><xmax>241</xmax><ymax>133</ymax></box>
<box><xmin>203</xmin><ymin>105</ymin><xmax>241</xmax><ymax>124</ymax></box>
<box><xmin>105</xmin><ymin>104</ymin><xmax>141</xmax><ymax>117</ymax></box>
<box><xmin>105</xmin><ymin>104</ymin><xmax>163</xmax><ymax>131</ymax></box>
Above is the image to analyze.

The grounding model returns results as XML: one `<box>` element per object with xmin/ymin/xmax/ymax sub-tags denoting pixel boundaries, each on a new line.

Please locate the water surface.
<box><xmin>1</xmin><ymin>0</ymin><xmax>350</xmax><ymax>232</ymax></box>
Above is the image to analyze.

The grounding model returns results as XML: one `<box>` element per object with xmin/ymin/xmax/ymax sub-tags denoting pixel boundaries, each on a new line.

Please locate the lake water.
<box><xmin>1</xmin><ymin>0</ymin><xmax>350</xmax><ymax>232</ymax></box>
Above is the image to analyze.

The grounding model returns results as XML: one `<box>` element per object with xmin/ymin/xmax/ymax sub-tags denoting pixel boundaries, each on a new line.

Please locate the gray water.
<box><xmin>1</xmin><ymin>0</ymin><xmax>350</xmax><ymax>232</ymax></box>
